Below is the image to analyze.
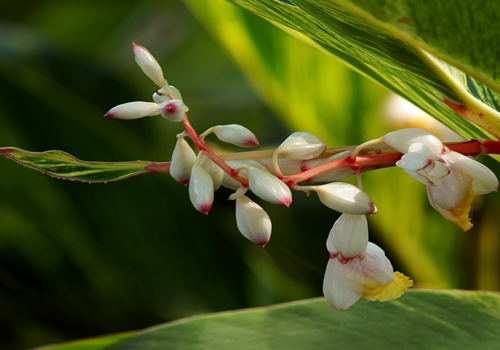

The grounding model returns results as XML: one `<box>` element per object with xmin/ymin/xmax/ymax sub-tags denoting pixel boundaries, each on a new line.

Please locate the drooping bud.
<box><xmin>276</xmin><ymin>132</ymin><xmax>326</xmax><ymax>160</ymax></box>
<box><xmin>235</xmin><ymin>196</ymin><xmax>272</xmax><ymax>246</ymax></box>
<box><xmin>132</xmin><ymin>43</ymin><xmax>165</xmax><ymax>88</ymax></box>
<box><xmin>213</xmin><ymin>124</ymin><xmax>259</xmax><ymax>147</ymax></box>
<box><xmin>188</xmin><ymin>163</ymin><xmax>214</xmax><ymax>214</ymax></box>
<box><xmin>170</xmin><ymin>137</ymin><xmax>197</xmax><ymax>184</ymax></box>
<box><xmin>312</xmin><ymin>182</ymin><xmax>377</xmax><ymax>215</ymax></box>
<box><xmin>158</xmin><ymin>99</ymin><xmax>185</xmax><ymax>122</ymax></box>
<box><xmin>327</xmin><ymin>214</ymin><xmax>368</xmax><ymax>259</ymax></box>
<box><xmin>247</xmin><ymin>167</ymin><xmax>292</xmax><ymax>206</ymax></box>
<box><xmin>222</xmin><ymin>160</ymin><xmax>268</xmax><ymax>190</ymax></box>
<box><xmin>199</xmin><ymin>154</ymin><xmax>224</xmax><ymax>191</ymax></box>
<box><xmin>303</xmin><ymin>151</ymin><xmax>354</xmax><ymax>183</ymax></box>
<box><xmin>105</xmin><ymin>101</ymin><xmax>159</xmax><ymax>120</ymax></box>
<box><xmin>384</xmin><ymin>128</ymin><xmax>444</xmax><ymax>157</ymax></box>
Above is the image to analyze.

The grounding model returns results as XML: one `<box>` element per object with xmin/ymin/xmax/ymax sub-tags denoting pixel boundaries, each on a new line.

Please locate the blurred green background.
<box><xmin>1</xmin><ymin>0</ymin><xmax>499</xmax><ymax>349</ymax></box>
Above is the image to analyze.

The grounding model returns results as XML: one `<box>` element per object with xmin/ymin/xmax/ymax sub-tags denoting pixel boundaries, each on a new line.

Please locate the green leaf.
<box><xmin>48</xmin><ymin>290</ymin><xmax>499</xmax><ymax>349</ymax></box>
<box><xmin>37</xmin><ymin>332</ymin><xmax>136</xmax><ymax>350</ymax></box>
<box><xmin>0</xmin><ymin>148</ymin><xmax>155</xmax><ymax>182</ymax></box>
<box><xmin>322</xmin><ymin>0</ymin><xmax>500</xmax><ymax>96</ymax></box>
<box><xmin>221</xmin><ymin>0</ymin><xmax>500</xmax><ymax>142</ymax></box>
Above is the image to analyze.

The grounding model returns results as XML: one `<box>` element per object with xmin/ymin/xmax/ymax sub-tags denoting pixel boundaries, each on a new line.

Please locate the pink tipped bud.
<box><xmin>158</xmin><ymin>99</ymin><xmax>185</xmax><ymax>122</ymax></box>
<box><xmin>247</xmin><ymin>167</ymin><xmax>292</xmax><ymax>206</ymax></box>
<box><xmin>132</xmin><ymin>43</ymin><xmax>165</xmax><ymax>87</ymax></box>
<box><xmin>327</xmin><ymin>214</ymin><xmax>368</xmax><ymax>258</ymax></box>
<box><xmin>105</xmin><ymin>101</ymin><xmax>159</xmax><ymax>120</ymax></box>
<box><xmin>213</xmin><ymin>124</ymin><xmax>259</xmax><ymax>147</ymax></box>
<box><xmin>222</xmin><ymin>160</ymin><xmax>268</xmax><ymax>190</ymax></box>
<box><xmin>384</xmin><ymin>128</ymin><xmax>444</xmax><ymax>157</ymax></box>
<box><xmin>235</xmin><ymin>196</ymin><xmax>272</xmax><ymax>246</ymax></box>
<box><xmin>276</xmin><ymin>132</ymin><xmax>326</xmax><ymax>160</ymax></box>
<box><xmin>189</xmin><ymin>164</ymin><xmax>214</xmax><ymax>214</ymax></box>
<box><xmin>312</xmin><ymin>182</ymin><xmax>376</xmax><ymax>215</ymax></box>
<box><xmin>170</xmin><ymin>137</ymin><xmax>197</xmax><ymax>184</ymax></box>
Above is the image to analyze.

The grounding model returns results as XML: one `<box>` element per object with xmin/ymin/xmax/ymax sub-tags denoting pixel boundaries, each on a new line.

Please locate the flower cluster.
<box><xmin>106</xmin><ymin>44</ymin><xmax>498</xmax><ymax>310</ymax></box>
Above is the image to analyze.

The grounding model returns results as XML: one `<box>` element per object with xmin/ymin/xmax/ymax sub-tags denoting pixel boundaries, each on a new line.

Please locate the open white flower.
<box><xmin>323</xmin><ymin>214</ymin><xmax>412</xmax><ymax>310</ymax></box>
<box><xmin>386</xmin><ymin>128</ymin><xmax>498</xmax><ymax>230</ymax></box>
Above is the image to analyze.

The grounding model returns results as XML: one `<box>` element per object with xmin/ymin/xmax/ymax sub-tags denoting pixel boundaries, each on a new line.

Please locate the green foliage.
<box><xmin>41</xmin><ymin>290</ymin><xmax>500</xmax><ymax>350</ymax></box>
<box><xmin>0</xmin><ymin>148</ymin><xmax>153</xmax><ymax>182</ymax></box>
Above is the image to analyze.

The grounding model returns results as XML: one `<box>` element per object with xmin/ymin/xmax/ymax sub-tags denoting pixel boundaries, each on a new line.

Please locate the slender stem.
<box><xmin>182</xmin><ymin>114</ymin><xmax>248</xmax><ymax>186</ymax></box>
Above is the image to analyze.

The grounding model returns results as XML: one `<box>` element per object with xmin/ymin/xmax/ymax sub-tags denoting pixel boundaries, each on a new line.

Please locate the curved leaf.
<box><xmin>0</xmin><ymin>148</ymin><xmax>156</xmax><ymax>182</ymax></box>
<box><xmin>50</xmin><ymin>290</ymin><xmax>499</xmax><ymax>349</ymax></box>
<box><xmin>35</xmin><ymin>332</ymin><xmax>136</xmax><ymax>350</ymax></box>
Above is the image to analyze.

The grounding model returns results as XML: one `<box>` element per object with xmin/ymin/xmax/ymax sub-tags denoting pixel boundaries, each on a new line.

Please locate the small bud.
<box><xmin>199</xmin><ymin>155</ymin><xmax>224</xmax><ymax>191</ymax></box>
<box><xmin>384</xmin><ymin>128</ymin><xmax>444</xmax><ymax>157</ymax></box>
<box><xmin>153</xmin><ymin>89</ymin><xmax>169</xmax><ymax>104</ymax></box>
<box><xmin>247</xmin><ymin>167</ymin><xmax>292</xmax><ymax>206</ymax></box>
<box><xmin>396</xmin><ymin>143</ymin><xmax>433</xmax><ymax>171</ymax></box>
<box><xmin>235</xmin><ymin>196</ymin><xmax>272</xmax><ymax>246</ymax></box>
<box><xmin>327</xmin><ymin>214</ymin><xmax>368</xmax><ymax>259</ymax></box>
<box><xmin>213</xmin><ymin>124</ymin><xmax>259</xmax><ymax>147</ymax></box>
<box><xmin>170</xmin><ymin>137</ymin><xmax>197</xmax><ymax>184</ymax></box>
<box><xmin>132</xmin><ymin>43</ymin><xmax>165</xmax><ymax>88</ymax></box>
<box><xmin>158</xmin><ymin>99</ymin><xmax>185</xmax><ymax>122</ymax></box>
<box><xmin>105</xmin><ymin>101</ymin><xmax>159</xmax><ymax>120</ymax></box>
<box><xmin>312</xmin><ymin>182</ymin><xmax>377</xmax><ymax>215</ymax></box>
<box><xmin>189</xmin><ymin>163</ymin><xmax>214</xmax><ymax>214</ymax></box>
<box><xmin>276</xmin><ymin>132</ymin><xmax>326</xmax><ymax>160</ymax></box>
<box><xmin>222</xmin><ymin>160</ymin><xmax>268</xmax><ymax>190</ymax></box>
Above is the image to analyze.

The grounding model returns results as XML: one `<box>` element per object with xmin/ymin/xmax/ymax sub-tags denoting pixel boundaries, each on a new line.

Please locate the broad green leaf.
<box><xmin>98</xmin><ymin>290</ymin><xmax>500</xmax><ymax>349</ymax></box>
<box><xmin>36</xmin><ymin>332</ymin><xmax>136</xmax><ymax>350</ymax></box>
<box><xmin>222</xmin><ymin>0</ymin><xmax>500</xmax><ymax>143</ymax></box>
<box><xmin>0</xmin><ymin>148</ymin><xmax>155</xmax><ymax>182</ymax></box>
<box><xmin>322</xmin><ymin>0</ymin><xmax>500</xmax><ymax>97</ymax></box>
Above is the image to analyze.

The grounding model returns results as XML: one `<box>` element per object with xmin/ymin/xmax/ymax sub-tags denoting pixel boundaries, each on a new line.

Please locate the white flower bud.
<box><xmin>105</xmin><ymin>101</ymin><xmax>159</xmax><ymax>120</ymax></box>
<box><xmin>313</xmin><ymin>182</ymin><xmax>377</xmax><ymax>215</ymax></box>
<box><xmin>396</xmin><ymin>143</ymin><xmax>433</xmax><ymax>171</ymax></box>
<box><xmin>213</xmin><ymin>124</ymin><xmax>259</xmax><ymax>147</ymax></box>
<box><xmin>189</xmin><ymin>163</ymin><xmax>214</xmax><ymax>214</ymax></box>
<box><xmin>170</xmin><ymin>137</ymin><xmax>197</xmax><ymax>184</ymax></box>
<box><xmin>222</xmin><ymin>160</ymin><xmax>268</xmax><ymax>190</ymax></box>
<box><xmin>153</xmin><ymin>89</ymin><xmax>169</xmax><ymax>104</ymax></box>
<box><xmin>247</xmin><ymin>167</ymin><xmax>292</xmax><ymax>206</ymax></box>
<box><xmin>132</xmin><ymin>43</ymin><xmax>165</xmax><ymax>88</ymax></box>
<box><xmin>327</xmin><ymin>214</ymin><xmax>368</xmax><ymax>258</ymax></box>
<box><xmin>384</xmin><ymin>128</ymin><xmax>444</xmax><ymax>157</ymax></box>
<box><xmin>158</xmin><ymin>99</ymin><xmax>185</xmax><ymax>122</ymax></box>
<box><xmin>276</xmin><ymin>132</ymin><xmax>326</xmax><ymax>160</ymax></box>
<box><xmin>199</xmin><ymin>155</ymin><xmax>224</xmax><ymax>191</ymax></box>
<box><xmin>235</xmin><ymin>196</ymin><xmax>272</xmax><ymax>246</ymax></box>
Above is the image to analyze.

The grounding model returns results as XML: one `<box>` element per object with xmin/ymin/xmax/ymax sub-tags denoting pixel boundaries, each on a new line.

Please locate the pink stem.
<box><xmin>181</xmin><ymin>115</ymin><xmax>249</xmax><ymax>186</ymax></box>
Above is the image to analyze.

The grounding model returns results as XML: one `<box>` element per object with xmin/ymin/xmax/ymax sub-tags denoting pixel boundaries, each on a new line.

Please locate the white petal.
<box><xmin>213</xmin><ymin>124</ymin><xmax>259</xmax><ymax>147</ymax></box>
<box><xmin>384</xmin><ymin>128</ymin><xmax>444</xmax><ymax>157</ymax></box>
<box><xmin>427</xmin><ymin>165</ymin><xmax>472</xmax><ymax>209</ymax></box>
<box><xmin>105</xmin><ymin>101</ymin><xmax>159</xmax><ymax>120</ymax></box>
<box><xmin>396</xmin><ymin>143</ymin><xmax>433</xmax><ymax>170</ymax></box>
<box><xmin>248</xmin><ymin>167</ymin><xmax>292</xmax><ymax>206</ymax></box>
<box><xmin>359</xmin><ymin>242</ymin><xmax>394</xmax><ymax>286</ymax></box>
<box><xmin>152</xmin><ymin>89</ymin><xmax>169</xmax><ymax>104</ymax></box>
<box><xmin>314</xmin><ymin>182</ymin><xmax>377</xmax><ymax>215</ymax></box>
<box><xmin>132</xmin><ymin>43</ymin><xmax>165</xmax><ymax>87</ymax></box>
<box><xmin>327</xmin><ymin>214</ymin><xmax>368</xmax><ymax>258</ymax></box>
<box><xmin>235</xmin><ymin>196</ymin><xmax>272</xmax><ymax>246</ymax></box>
<box><xmin>443</xmin><ymin>151</ymin><xmax>498</xmax><ymax>195</ymax></box>
<box><xmin>323</xmin><ymin>258</ymin><xmax>364</xmax><ymax>310</ymax></box>
<box><xmin>222</xmin><ymin>160</ymin><xmax>267</xmax><ymax>190</ymax></box>
<box><xmin>276</xmin><ymin>132</ymin><xmax>326</xmax><ymax>160</ymax></box>
<box><xmin>170</xmin><ymin>137</ymin><xmax>197</xmax><ymax>184</ymax></box>
<box><xmin>189</xmin><ymin>164</ymin><xmax>214</xmax><ymax>214</ymax></box>
<box><xmin>158</xmin><ymin>99</ymin><xmax>185</xmax><ymax>122</ymax></box>
<box><xmin>404</xmin><ymin>168</ymin><xmax>430</xmax><ymax>185</ymax></box>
